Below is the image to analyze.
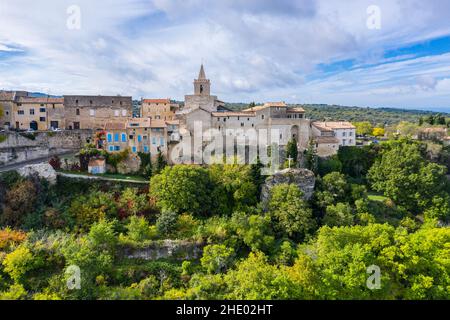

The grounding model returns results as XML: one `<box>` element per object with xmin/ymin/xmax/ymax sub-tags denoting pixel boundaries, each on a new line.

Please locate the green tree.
<box><xmin>200</xmin><ymin>244</ymin><xmax>235</xmax><ymax>274</ymax></box>
<box><xmin>268</xmin><ymin>184</ymin><xmax>316</xmax><ymax>239</ymax></box>
<box><xmin>354</xmin><ymin>121</ymin><xmax>373</xmax><ymax>136</ymax></box>
<box><xmin>323</xmin><ymin>202</ymin><xmax>354</xmax><ymax>227</ymax></box>
<box><xmin>231</xmin><ymin>212</ymin><xmax>274</xmax><ymax>253</ymax></box>
<box><xmin>2</xmin><ymin>246</ymin><xmax>37</xmax><ymax>283</ymax></box>
<box><xmin>150</xmin><ymin>165</ymin><xmax>218</xmax><ymax>215</ymax></box>
<box><xmin>125</xmin><ymin>215</ymin><xmax>153</xmax><ymax>242</ymax></box>
<box><xmin>368</xmin><ymin>142</ymin><xmax>448</xmax><ymax>215</ymax></box>
<box><xmin>209</xmin><ymin>163</ymin><xmax>258</xmax><ymax>213</ymax></box>
<box><xmin>286</xmin><ymin>139</ymin><xmax>298</xmax><ymax>167</ymax></box>
<box><xmin>1</xmin><ymin>180</ymin><xmax>37</xmax><ymax>227</ymax></box>
<box><xmin>155</xmin><ymin>149</ymin><xmax>167</xmax><ymax>174</ymax></box>
<box><xmin>304</xmin><ymin>139</ymin><xmax>318</xmax><ymax>173</ymax></box>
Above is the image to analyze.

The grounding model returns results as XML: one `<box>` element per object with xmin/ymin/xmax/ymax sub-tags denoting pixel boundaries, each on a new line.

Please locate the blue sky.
<box><xmin>0</xmin><ymin>0</ymin><xmax>450</xmax><ymax>111</ymax></box>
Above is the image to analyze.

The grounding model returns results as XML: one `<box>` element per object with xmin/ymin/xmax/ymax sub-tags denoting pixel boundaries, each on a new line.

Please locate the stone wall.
<box><xmin>122</xmin><ymin>240</ymin><xmax>204</xmax><ymax>261</ymax></box>
<box><xmin>0</xmin><ymin>130</ymin><xmax>92</xmax><ymax>166</ymax></box>
<box><xmin>261</xmin><ymin>168</ymin><xmax>316</xmax><ymax>207</ymax></box>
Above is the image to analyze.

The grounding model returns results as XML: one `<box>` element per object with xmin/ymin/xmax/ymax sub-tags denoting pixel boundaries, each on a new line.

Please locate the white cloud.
<box><xmin>0</xmin><ymin>0</ymin><xmax>449</xmax><ymax>110</ymax></box>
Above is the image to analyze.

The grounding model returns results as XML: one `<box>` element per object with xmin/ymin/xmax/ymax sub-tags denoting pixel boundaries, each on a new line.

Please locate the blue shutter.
<box><xmin>114</xmin><ymin>133</ymin><xmax>119</xmax><ymax>142</ymax></box>
<box><xmin>132</xmin><ymin>146</ymin><xmax>137</xmax><ymax>153</ymax></box>
<box><xmin>138</xmin><ymin>135</ymin><xmax>142</xmax><ymax>142</ymax></box>
<box><xmin>107</xmin><ymin>133</ymin><xmax>112</xmax><ymax>142</ymax></box>
<box><xmin>121</xmin><ymin>133</ymin><xmax>127</xmax><ymax>142</ymax></box>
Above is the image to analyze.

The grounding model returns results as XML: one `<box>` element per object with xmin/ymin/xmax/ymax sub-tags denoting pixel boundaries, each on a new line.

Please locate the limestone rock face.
<box><xmin>17</xmin><ymin>163</ymin><xmax>57</xmax><ymax>185</ymax></box>
<box><xmin>261</xmin><ymin>168</ymin><xmax>315</xmax><ymax>205</ymax></box>
<box><xmin>117</xmin><ymin>153</ymin><xmax>141</xmax><ymax>174</ymax></box>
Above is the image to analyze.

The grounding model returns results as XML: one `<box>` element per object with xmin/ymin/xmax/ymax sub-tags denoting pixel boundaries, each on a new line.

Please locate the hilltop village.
<box><xmin>0</xmin><ymin>65</ymin><xmax>355</xmax><ymax>168</ymax></box>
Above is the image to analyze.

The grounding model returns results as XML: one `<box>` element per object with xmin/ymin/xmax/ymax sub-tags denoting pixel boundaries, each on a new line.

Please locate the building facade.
<box><xmin>312</xmin><ymin>121</ymin><xmax>356</xmax><ymax>147</ymax></box>
<box><xmin>12</xmin><ymin>96</ymin><xmax>64</xmax><ymax>131</ymax></box>
<box><xmin>141</xmin><ymin>98</ymin><xmax>179</xmax><ymax>120</ymax></box>
<box><xmin>64</xmin><ymin>95</ymin><xmax>132</xmax><ymax>130</ymax></box>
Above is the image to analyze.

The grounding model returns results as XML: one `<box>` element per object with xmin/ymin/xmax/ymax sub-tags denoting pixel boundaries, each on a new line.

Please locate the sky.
<box><xmin>0</xmin><ymin>0</ymin><xmax>450</xmax><ymax>111</ymax></box>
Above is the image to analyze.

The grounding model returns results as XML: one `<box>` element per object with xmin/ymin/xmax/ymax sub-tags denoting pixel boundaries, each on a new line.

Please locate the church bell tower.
<box><xmin>194</xmin><ymin>64</ymin><xmax>210</xmax><ymax>96</ymax></box>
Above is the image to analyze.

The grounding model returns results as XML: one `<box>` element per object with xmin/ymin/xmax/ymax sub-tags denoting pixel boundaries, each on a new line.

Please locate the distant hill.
<box><xmin>224</xmin><ymin>102</ymin><xmax>449</xmax><ymax>125</ymax></box>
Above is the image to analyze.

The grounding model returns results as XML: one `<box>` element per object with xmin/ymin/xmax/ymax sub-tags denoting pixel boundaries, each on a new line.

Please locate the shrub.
<box><xmin>125</xmin><ymin>216</ymin><xmax>153</xmax><ymax>242</ymax></box>
<box><xmin>156</xmin><ymin>210</ymin><xmax>178</xmax><ymax>236</ymax></box>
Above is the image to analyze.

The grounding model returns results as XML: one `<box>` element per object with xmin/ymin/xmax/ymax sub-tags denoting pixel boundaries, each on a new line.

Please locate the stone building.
<box><xmin>12</xmin><ymin>96</ymin><xmax>64</xmax><ymax>131</ymax></box>
<box><xmin>311</xmin><ymin>121</ymin><xmax>356</xmax><ymax>147</ymax></box>
<box><xmin>64</xmin><ymin>95</ymin><xmax>132</xmax><ymax>130</ymax></box>
<box><xmin>175</xmin><ymin>65</ymin><xmax>312</xmax><ymax>159</ymax></box>
<box><xmin>0</xmin><ymin>91</ymin><xmax>20</xmax><ymax>128</ymax></box>
<box><xmin>141</xmin><ymin>98</ymin><xmax>179</xmax><ymax>120</ymax></box>
<box><xmin>104</xmin><ymin>117</ymin><xmax>169</xmax><ymax>158</ymax></box>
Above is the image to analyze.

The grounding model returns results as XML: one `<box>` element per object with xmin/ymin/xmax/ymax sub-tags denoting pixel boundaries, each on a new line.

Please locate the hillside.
<box><xmin>224</xmin><ymin>103</ymin><xmax>449</xmax><ymax>125</ymax></box>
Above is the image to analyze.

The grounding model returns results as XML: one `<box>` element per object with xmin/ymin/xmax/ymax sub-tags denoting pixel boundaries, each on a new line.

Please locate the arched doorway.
<box><xmin>291</xmin><ymin>125</ymin><xmax>299</xmax><ymax>141</ymax></box>
<box><xmin>30</xmin><ymin>121</ymin><xmax>38</xmax><ymax>131</ymax></box>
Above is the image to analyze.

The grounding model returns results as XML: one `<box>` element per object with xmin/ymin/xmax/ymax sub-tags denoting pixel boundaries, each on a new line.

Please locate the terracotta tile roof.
<box><xmin>287</xmin><ymin>107</ymin><xmax>305</xmax><ymax>113</ymax></box>
<box><xmin>264</xmin><ymin>101</ymin><xmax>287</xmax><ymax>107</ymax></box>
<box><xmin>313</xmin><ymin>121</ymin><xmax>356</xmax><ymax>130</ymax></box>
<box><xmin>88</xmin><ymin>159</ymin><xmax>106</xmax><ymax>166</ymax></box>
<box><xmin>314</xmin><ymin>136</ymin><xmax>340</xmax><ymax>144</ymax></box>
<box><xmin>142</xmin><ymin>98</ymin><xmax>171</xmax><ymax>104</ymax></box>
<box><xmin>212</xmin><ymin>112</ymin><xmax>256</xmax><ymax>117</ymax></box>
<box><xmin>241</xmin><ymin>105</ymin><xmax>267</xmax><ymax>112</ymax></box>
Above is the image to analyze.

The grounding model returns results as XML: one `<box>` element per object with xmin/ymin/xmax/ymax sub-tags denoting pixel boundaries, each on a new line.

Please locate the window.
<box><xmin>40</xmin><ymin>104</ymin><xmax>44</xmax><ymax>107</ymax></box>
<box><xmin>17</xmin><ymin>110</ymin><xmax>24</xmax><ymax>115</ymax></box>
<box><xmin>349</xmin><ymin>139</ymin><xmax>353</xmax><ymax>144</ymax></box>
<box><xmin>75</xmin><ymin>100</ymin><xmax>79</xmax><ymax>104</ymax></box>
<box><xmin>90</xmin><ymin>109</ymin><xmax>95</xmax><ymax>116</ymax></box>
<box><xmin>114</xmin><ymin>133</ymin><xmax>119</xmax><ymax>142</ymax></box>
<box><xmin>132</xmin><ymin>146</ymin><xmax>137</xmax><ymax>153</ymax></box>
<box><xmin>121</xmin><ymin>109</ymin><xmax>127</xmax><ymax>116</ymax></box>
<box><xmin>121</xmin><ymin>133</ymin><xmax>127</xmax><ymax>142</ymax></box>
<box><xmin>137</xmin><ymin>135</ymin><xmax>142</xmax><ymax>142</ymax></box>
<box><xmin>114</xmin><ymin>146</ymin><xmax>121</xmax><ymax>151</ymax></box>
<box><xmin>30</xmin><ymin>109</ymin><xmax>35</xmax><ymax>115</ymax></box>
<box><xmin>107</xmin><ymin>133</ymin><xmax>112</xmax><ymax>142</ymax></box>
<box><xmin>89</xmin><ymin>100</ymin><xmax>93</xmax><ymax>105</ymax></box>
<box><xmin>144</xmin><ymin>146</ymin><xmax>149</xmax><ymax>153</ymax></box>
<box><xmin>241</xmin><ymin>123</ymin><xmax>244</xmax><ymax>127</ymax></box>
<box><xmin>108</xmin><ymin>146</ymin><xmax>114</xmax><ymax>152</ymax></box>
<box><xmin>5</xmin><ymin>111</ymin><xmax>8</xmax><ymax>115</ymax></box>
<box><xmin>342</xmin><ymin>139</ymin><xmax>346</xmax><ymax>145</ymax></box>
<box><xmin>76</xmin><ymin>109</ymin><xmax>80</xmax><ymax>115</ymax></box>
<box><xmin>152</xmin><ymin>137</ymin><xmax>156</xmax><ymax>145</ymax></box>
<box><xmin>114</xmin><ymin>110</ymin><xmax>119</xmax><ymax>117</ymax></box>
<box><xmin>342</xmin><ymin>132</ymin><xmax>346</xmax><ymax>137</ymax></box>
<box><xmin>160</xmin><ymin>137</ymin><xmax>164</xmax><ymax>146</ymax></box>
<box><xmin>40</xmin><ymin>117</ymin><xmax>46</xmax><ymax>122</ymax></box>
<box><xmin>349</xmin><ymin>132</ymin><xmax>353</xmax><ymax>136</ymax></box>
<box><xmin>40</xmin><ymin>108</ymin><xmax>46</xmax><ymax>113</ymax></box>
<box><xmin>217</xmin><ymin>118</ymin><xmax>220</xmax><ymax>121</ymax></box>
<box><xmin>261</xmin><ymin>115</ymin><xmax>265</xmax><ymax>119</ymax></box>
<box><xmin>129</xmin><ymin>135</ymin><xmax>134</xmax><ymax>140</ymax></box>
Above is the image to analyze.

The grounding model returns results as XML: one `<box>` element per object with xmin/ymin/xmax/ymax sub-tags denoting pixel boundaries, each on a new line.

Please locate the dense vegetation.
<box><xmin>224</xmin><ymin>102</ymin><xmax>449</xmax><ymax>126</ymax></box>
<box><xmin>0</xmin><ymin>138</ymin><xmax>449</xmax><ymax>300</ymax></box>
